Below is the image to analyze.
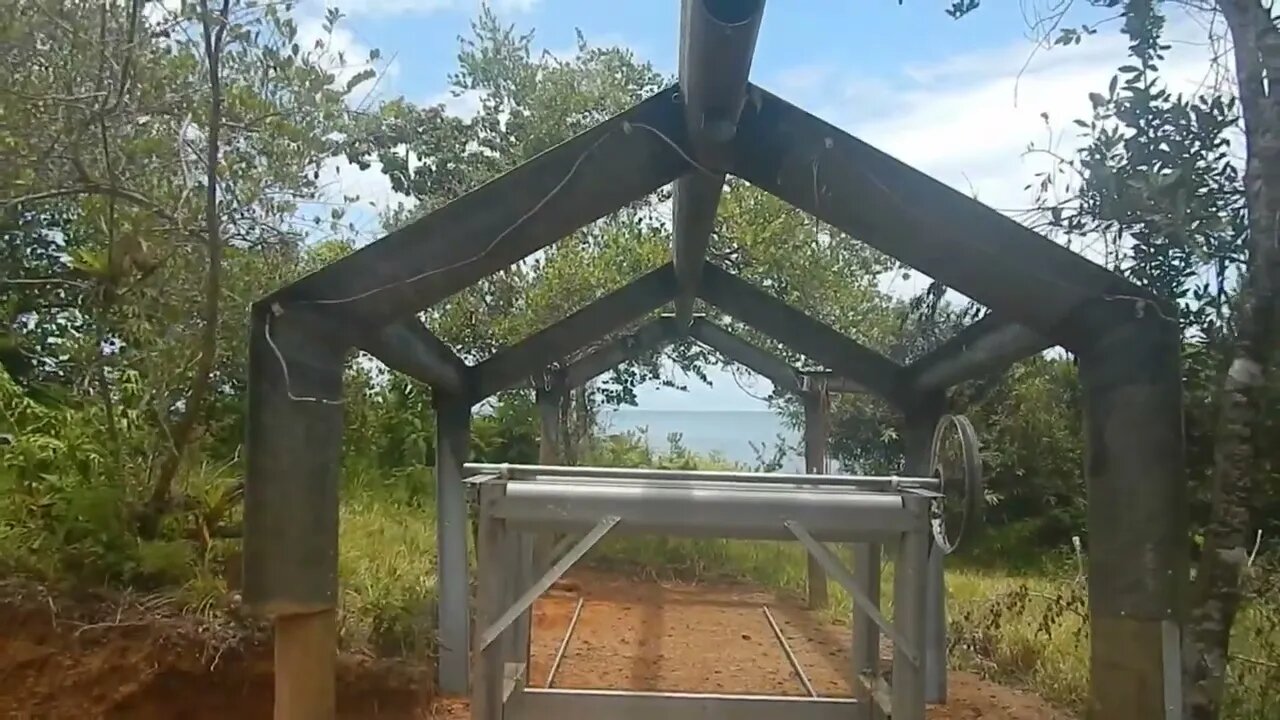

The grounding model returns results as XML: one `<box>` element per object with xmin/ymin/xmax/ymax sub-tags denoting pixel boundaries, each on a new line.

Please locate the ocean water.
<box><xmin>600</xmin><ymin>409</ymin><xmax>805</xmax><ymax>472</ymax></box>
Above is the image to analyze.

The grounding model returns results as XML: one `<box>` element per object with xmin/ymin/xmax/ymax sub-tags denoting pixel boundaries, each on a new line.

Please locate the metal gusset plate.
<box><xmin>929</xmin><ymin>414</ymin><xmax>983</xmax><ymax>554</ymax></box>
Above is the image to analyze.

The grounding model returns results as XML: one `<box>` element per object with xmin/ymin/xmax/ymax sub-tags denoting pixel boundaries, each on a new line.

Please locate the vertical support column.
<box><xmin>510</xmin><ymin>532</ymin><xmax>535</xmax><ymax>670</ymax></box>
<box><xmin>435</xmin><ymin>392</ymin><xmax>473</xmax><ymax>696</ymax></box>
<box><xmin>1077</xmin><ymin>315</ymin><xmax>1187</xmax><ymax>720</ymax></box>
<box><xmin>892</xmin><ymin>496</ymin><xmax>930</xmax><ymax>720</ymax></box>
<box><xmin>275</xmin><ymin>610</ymin><xmax>337</xmax><ymax>720</ymax></box>
<box><xmin>851</xmin><ymin>543</ymin><xmax>882</xmax><ymax>720</ymax></box>
<box><xmin>473</xmin><ymin>480</ymin><xmax>509</xmax><ymax>720</ymax></box>
<box><xmin>243</xmin><ymin>308</ymin><xmax>344</xmax><ymax>720</ymax></box>
<box><xmin>903</xmin><ymin>394</ymin><xmax>947</xmax><ymax>704</ymax></box>
<box><xmin>534</xmin><ymin>371</ymin><xmax>566</xmax><ymax>574</ymax></box>
<box><xmin>536</xmin><ymin>371</ymin><xmax>565</xmax><ymax>465</ymax></box>
<box><xmin>803</xmin><ymin>388</ymin><xmax>829</xmax><ymax>610</ymax></box>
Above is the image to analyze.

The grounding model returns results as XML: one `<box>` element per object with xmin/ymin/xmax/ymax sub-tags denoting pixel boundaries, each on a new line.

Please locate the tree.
<box><xmin>1</xmin><ymin>0</ymin><xmax>380</xmax><ymax>528</ymax></box>
<box><xmin>1186</xmin><ymin>3</ymin><xmax>1278</xmax><ymax>716</ymax></box>
<box><xmin>947</xmin><ymin>1</ymin><xmax>1279</xmax><ymax>716</ymax></box>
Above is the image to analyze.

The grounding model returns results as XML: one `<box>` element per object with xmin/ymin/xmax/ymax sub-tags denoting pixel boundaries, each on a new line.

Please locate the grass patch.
<box><xmin>338</xmin><ymin>489</ymin><xmax>440</xmax><ymax>658</ymax></box>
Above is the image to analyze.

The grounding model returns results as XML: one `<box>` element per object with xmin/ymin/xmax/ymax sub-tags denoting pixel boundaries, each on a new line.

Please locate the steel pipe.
<box><xmin>488</xmin><ymin>479</ymin><xmax>919</xmax><ymax>542</ymax></box>
<box><xmin>545</xmin><ymin>598</ymin><xmax>585</xmax><ymax>688</ymax></box>
<box><xmin>678</xmin><ymin>0</ymin><xmax>766</xmax><ymax>149</ymax></box>
<box><xmin>763</xmin><ymin>605</ymin><xmax>817</xmax><ymax>698</ymax></box>
<box><xmin>672</xmin><ymin>0</ymin><xmax>767</xmax><ymax>323</ymax></box>
<box><xmin>515</xmin><ymin>688</ymin><xmax>859</xmax><ymax>720</ymax></box>
<box><xmin>466</xmin><ymin>462</ymin><xmax>938</xmax><ymax>490</ymax></box>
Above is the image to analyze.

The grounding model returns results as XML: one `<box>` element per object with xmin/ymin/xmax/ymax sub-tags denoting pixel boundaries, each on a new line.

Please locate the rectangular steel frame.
<box><xmin>468</xmin><ymin>468</ymin><xmax>934</xmax><ymax>720</ymax></box>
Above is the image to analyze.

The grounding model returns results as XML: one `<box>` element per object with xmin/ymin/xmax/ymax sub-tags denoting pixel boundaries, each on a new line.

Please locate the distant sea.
<box><xmin>600</xmin><ymin>409</ymin><xmax>805</xmax><ymax>472</ymax></box>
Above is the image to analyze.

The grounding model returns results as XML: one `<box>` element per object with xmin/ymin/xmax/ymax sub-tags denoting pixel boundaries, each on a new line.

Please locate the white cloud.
<box><xmin>426</xmin><ymin>88</ymin><xmax>488</xmax><ymax>120</ymax></box>
<box><xmin>142</xmin><ymin>0</ymin><xmax>185</xmax><ymax>25</ymax></box>
<box><xmin>775</xmin><ymin>14</ymin><xmax>1226</xmax><ymax>304</ymax></box>
<box><xmin>310</xmin><ymin>150</ymin><xmax>414</xmax><ymax>242</ymax></box>
<box><xmin>296</xmin><ymin>15</ymin><xmax>401</xmax><ymax>100</ymax></box>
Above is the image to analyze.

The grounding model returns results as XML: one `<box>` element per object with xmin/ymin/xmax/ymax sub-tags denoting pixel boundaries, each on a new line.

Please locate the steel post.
<box><xmin>903</xmin><ymin>395</ymin><xmax>947</xmax><ymax>703</ymax></box>
<box><xmin>473</xmin><ymin>481</ymin><xmax>508</xmax><ymax>720</ymax></box>
<box><xmin>891</xmin><ymin>496</ymin><xmax>929</xmax><ymax>720</ymax></box>
<box><xmin>851</xmin><ymin>542</ymin><xmax>882</xmax><ymax>720</ymax></box>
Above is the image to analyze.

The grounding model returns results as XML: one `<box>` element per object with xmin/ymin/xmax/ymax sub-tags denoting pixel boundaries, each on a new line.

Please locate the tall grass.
<box><xmin>338</xmin><ymin>489</ymin><xmax>440</xmax><ymax>657</ymax></box>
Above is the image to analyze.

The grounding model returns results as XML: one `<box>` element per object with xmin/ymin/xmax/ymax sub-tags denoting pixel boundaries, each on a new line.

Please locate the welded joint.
<box><xmin>785</xmin><ymin>520</ymin><xmax>919</xmax><ymax>667</ymax></box>
<box><xmin>477</xmin><ymin>516</ymin><xmax>620</xmax><ymax>652</ymax></box>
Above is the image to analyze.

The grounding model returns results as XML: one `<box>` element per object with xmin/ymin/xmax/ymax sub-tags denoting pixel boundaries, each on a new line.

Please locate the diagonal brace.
<box><xmin>784</xmin><ymin>520</ymin><xmax>919</xmax><ymax>666</ymax></box>
<box><xmin>477</xmin><ymin>516</ymin><xmax>620</xmax><ymax>652</ymax></box>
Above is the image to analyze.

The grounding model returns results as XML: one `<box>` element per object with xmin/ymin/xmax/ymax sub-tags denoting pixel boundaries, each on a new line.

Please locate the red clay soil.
<box><xmin>512</xmin><ymin>571</ymin><xmax>1067</xmax><ymax>720</ymax></box>
<box><xmin>0</xmin><ymin>573</ymin><xmax>1067</xmax><ymax>719</ymax></box>
<box><xmin>0</xmin><ymin>584</ymin><xmax>430</xmax><ymax>719</ymax></box>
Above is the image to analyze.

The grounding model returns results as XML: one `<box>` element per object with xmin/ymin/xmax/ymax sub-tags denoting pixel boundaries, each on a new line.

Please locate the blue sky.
<box><xmin>298</xmin><ymin>0</ymin><xmax>1220</xmax><ymax>411</ymax></box>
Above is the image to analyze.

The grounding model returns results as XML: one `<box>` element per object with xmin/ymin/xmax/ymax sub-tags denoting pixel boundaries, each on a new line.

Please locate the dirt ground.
<box><xmin>0</xmin><ymin>572</ymin><xmax>1067</xmax><ymax>719</ymax></box>
<box><xmin>508</xmin><ymin>571</ymin><xmax>1065</xmax><ymax>720</ymax></box>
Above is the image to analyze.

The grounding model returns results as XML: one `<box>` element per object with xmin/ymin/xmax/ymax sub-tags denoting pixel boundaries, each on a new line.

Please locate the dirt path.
<box><xmin>505</xmin><ymin>571</ymin><xmax>1065</xmax><ymax>720</ymax></box>
<box><xmin>0</xmin><ymin>573</ymin><xmax>1068</xmax><ymax>719</ymax></box>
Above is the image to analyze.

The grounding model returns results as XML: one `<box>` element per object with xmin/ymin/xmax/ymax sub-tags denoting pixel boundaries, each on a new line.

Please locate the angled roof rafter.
<box><xmin>727</xmin><ymin>84</ymin><xmax>1156</xmax><ymax>348</ymax></box>
<box><xmin>562</xmin><ymin>317</ymin><xmax>683</xmax><ymax>390</ymax></box>
<box><xmin>555</xmin><ymin>314</ymin><xmax>864</xmax><ymax>403</ymax></box>
<box><xmin>353</xmin><ymin>317</ymin><xmax>469</xmax><ymax>395</ymax></box>
<box><xmin>688</xmin><ymin>317</ymin><xmax>802</xmax><ymax>395</ymax></box>
<box><xmin>261</xmin><ymin>85</ymin><xmax>692</xmax><ymax>330</ymax></box>
<box><xmin>906</xmin><ymin>314</ymin><xmax>1053</xmax><ymax>394</ymax></box>
<box><xmin>469</xmin><ymin>263</ymin><xmax>679</xmax><ymax>401</ymax></box>
<box><xmin>697</xmin><ymin>263</ymin><xmax>908</xmax><ymax>406</ymax></box>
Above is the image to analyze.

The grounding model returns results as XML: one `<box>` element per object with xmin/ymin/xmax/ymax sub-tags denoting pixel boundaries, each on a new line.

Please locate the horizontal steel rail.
<box><xmin>465</xmin><ymin>462</ymin><xmax>941</xmax><ymax>491</ymax></box>
<box><xmin>512</xmin><ymin>688</ymin><xmax>860</xmax><ymax>720</ymax></box>
<box><xmin>482</xmin><ymin>477</ymin><xmax>918</xmax><ymax>541</ymax></box>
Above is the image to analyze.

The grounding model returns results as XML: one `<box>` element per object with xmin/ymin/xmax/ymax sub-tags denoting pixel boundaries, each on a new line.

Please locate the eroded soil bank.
<box><xmin>0</xmin><ymin>584</ymin><xmax>431</xmax><ymax>719</ymax></box>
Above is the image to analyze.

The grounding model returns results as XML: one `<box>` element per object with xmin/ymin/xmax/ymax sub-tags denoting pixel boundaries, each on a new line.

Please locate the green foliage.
<box><xmin>0</xmin><ymin>6</ymin><xmax>1273</xmax><ymax>717</ymax></box>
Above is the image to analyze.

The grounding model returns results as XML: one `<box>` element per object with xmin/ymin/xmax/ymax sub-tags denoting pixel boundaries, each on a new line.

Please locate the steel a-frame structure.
<box><xmin>244</xmin><ymin>2</ymin><xmax>1186</xmax><ymax>718</ymax></box>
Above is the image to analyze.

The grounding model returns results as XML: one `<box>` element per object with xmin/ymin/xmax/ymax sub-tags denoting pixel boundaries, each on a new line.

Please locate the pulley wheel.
<box><xmin>929</xmin><ymin>413</ymin><xmax>983</xmax><ymax>554</ymax></box>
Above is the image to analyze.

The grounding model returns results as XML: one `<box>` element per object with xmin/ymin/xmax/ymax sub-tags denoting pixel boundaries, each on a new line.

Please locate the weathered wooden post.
<box><xmin>1077</xmin><ymin>312</ymin><xmax>1187</xmax><ymax>719</ymax></box>
<box><xmin>533</xmin><ymin>369</ymin><xmax>567</xmax><ymax>578</ymax></box>
<box><xmin>244</xmin><ymin>309</ymin><xmax>343</xmax><ymax>720</ymax></box>
<box><xmin>434</xmin><ymin>392</ymin><xmax>473</xmax><ymax>695</ymax></box>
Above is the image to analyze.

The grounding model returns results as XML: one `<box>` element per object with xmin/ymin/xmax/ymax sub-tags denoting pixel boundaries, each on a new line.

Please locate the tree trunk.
<box><xmin>142</xmin><ymin>0</ymin><xmax>230</xmax><ymax>531</ymax></box>
<box><xmin>1185</xmin><ymin>3</ymin><xmax>1280</xmax><ymax>718</ymax></box>
<box><xmin>558</xmin><ymin>388</ymin><xmax>575</xmax><ymax>464</ymax></box>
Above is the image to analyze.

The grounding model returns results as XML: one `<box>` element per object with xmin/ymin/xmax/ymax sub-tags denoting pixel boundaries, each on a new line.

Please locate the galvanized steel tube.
<box><xmin>491</xmin><ymin>479</ymin><xmax>917</xmax><ymax>542</ymax></box>
<box><xmin>465</xmin><ymin>462</ymin><xmax>940</xmax><ymax>491</ymax></box>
